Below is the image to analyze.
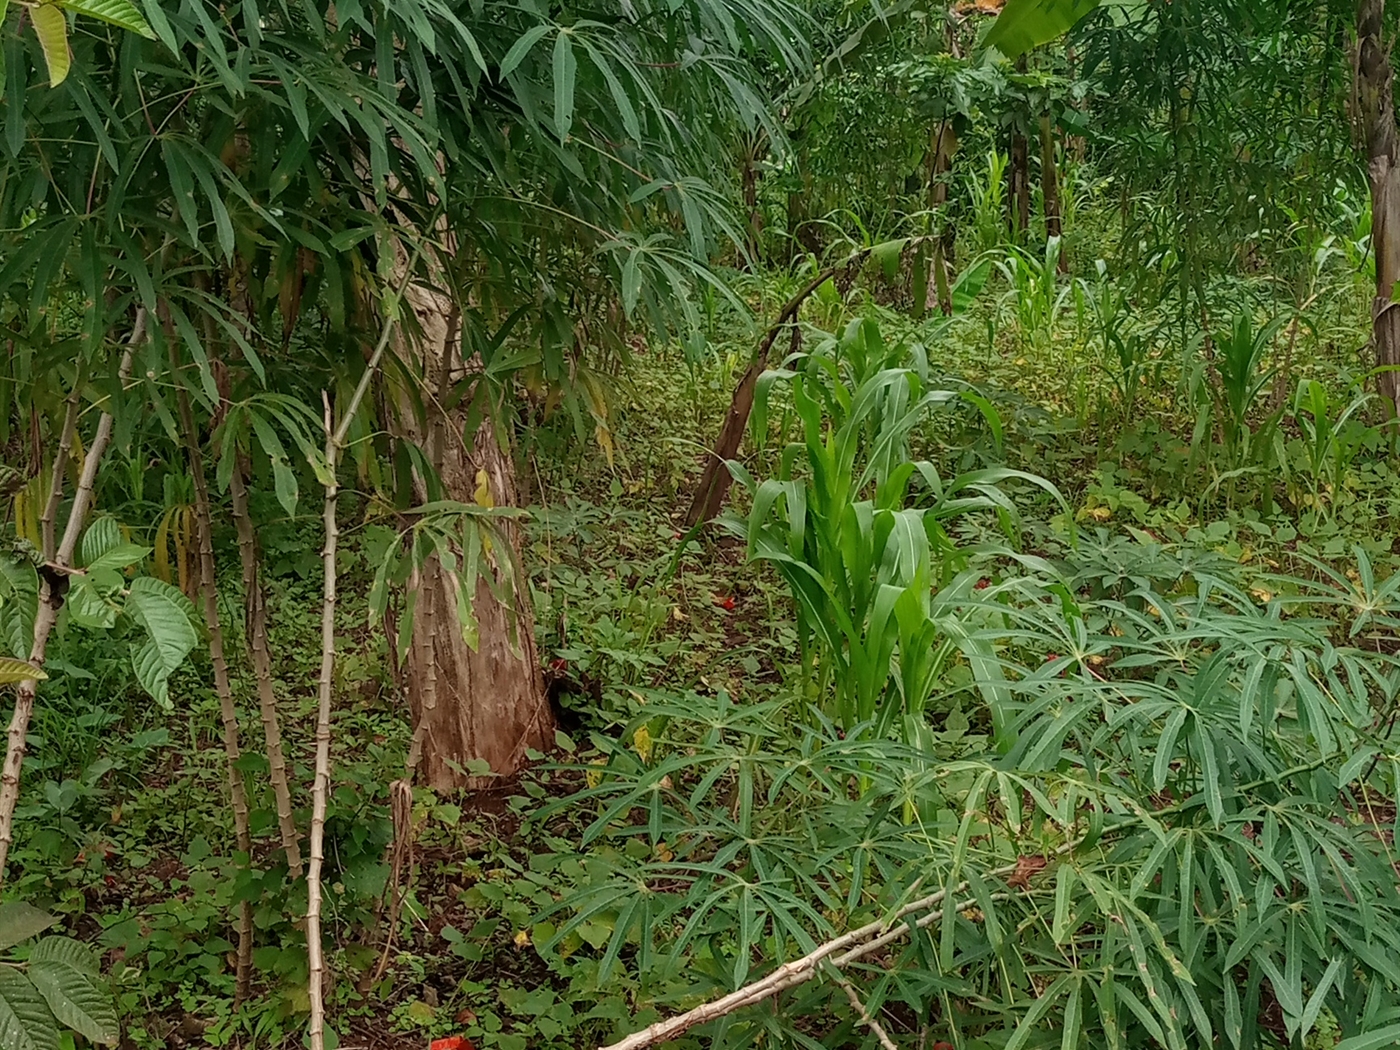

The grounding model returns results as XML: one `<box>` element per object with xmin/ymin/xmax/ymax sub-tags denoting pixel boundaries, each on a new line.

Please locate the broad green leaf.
<box><xmin>0</xmin><ymin>659</ymin><xmax>44</xmax><ymax>686</ymax></box>
<box><xmin>86</xmin><ymin>544</ymin><xmax>150</xmax><ymax>573</ymax></box>
<box><xmin>125</xmin><ymin>579</ymin><xmax>197</xmax><ymax>672</ymax></box>
<box><xmin>984</xmin><ymin>0</ymin><xmax>1103</xmax><ymax>59</ymax></box>
<box><xmin>27</xmin><ymin>4</ymin><xmax>69</xmax><ymax>88</ymax></box>
<box><xmin>58</xmin><ymin>0</ymin><xmax>152</xmax><ymax>35</ymax></box>
<box><xmin>29</xmin><ymin>938</ymin><xmax>99</xmax><ymax>977</ymax></box>
<box><xmin>0</xmin><ymin>904</ymin><xmax>56</xmax><ymax>952</ymax></box>
<box><xmin>27</xmin><ymin>960</ymin><xmax>116</xmax><ymax>1045</ymax></box>
<box><xmin>0</xmin><ymin>968</ymin><xmax>58</xmax><ymax>1050</ymax></box>
<box><xmin>131</xmin><ymin>638</ymin><xmax>170</xmax><ymax>709</ymax></box>
<box><xmin>80</xmin><ymin>519</ymin><xmax>121</xmax><ymax>568</ymax></box>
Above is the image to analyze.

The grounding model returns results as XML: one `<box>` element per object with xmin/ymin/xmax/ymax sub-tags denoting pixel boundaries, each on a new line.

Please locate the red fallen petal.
<box><xmin>933</xmin><ymin>1043</ymin><xmax>956</xmax><ymax>1050</ymax></box>
<box><xmin>974</xmin><ymin>579</ymin><xmax>990</xmax><ymax>589</ymax></box>
<box><xmin>722</xmin><ymin>597</ymin><xmax>736</xmax><ymax>610</ymax></box>
<box><xmin>430</xmin><ymin>1038</ymin><xmax>473</xmax><ymax>1050</ymax></box>
<box><xmin>549</xmin><ymin>658</ymin><xmax>568</xmax><ymax>673</ymax></box>
<box><xmin>1044</xmin><ymin>653</ymin><xmax>1059</xmax><ymax>662</ymax></box>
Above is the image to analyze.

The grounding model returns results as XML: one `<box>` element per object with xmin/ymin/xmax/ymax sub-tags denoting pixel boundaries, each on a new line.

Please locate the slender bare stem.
<box><xmin>306</xmin><ymin>392</ymin><xmax>339</xmax><ymax>1050</ymax></box>
<box><xmin>307</xmin><ymin>256</ymin><xmax>420</xmax><ymax>1050</ymax></box>
<box><xmin>828</xmin><ymin>964</ymin><xmax>900</xmax><ymax>1050</ymax></box>
<box><xmin>229</xmin><ymin>457</ymin><xmax>304</xmax><ymax>878</ymax></box>
<box><xmin>176</xmin><ymin>381</ymin><xmax>255</xmax><ymax>1003</ymax></box>
<box><xmin>40</xmin><ymin>361</ymin><xmax>86</xmax><ymax>562</ymax></box>
<box><xmin>0</xmin><ymin>310</ymin><xmax>146</xmax><ymax>884</ymax></box>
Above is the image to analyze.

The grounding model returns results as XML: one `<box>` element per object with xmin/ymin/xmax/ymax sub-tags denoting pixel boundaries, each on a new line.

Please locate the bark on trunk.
<box><xmin>923</xmin><ymin>121</ymin><xmax>958</xmax><ymax>316</ymax></box>
<box><xmin>391</xmin><ymin>260</ymin><xmax>553</xmax><ymax>788</ymax></box>
<box><xmin>1009</xmin><ymin>57</ymin><xmax>1031</xmax><ymax>239</ymax></box>
<box><xmin>1039</xmin><ymin>112</ymin><xmax>1069</xmax><ymax>274</ymax></box>
<box><xmin>407</xmin><ymin>422</ymin><xmax>552</xmax><ymax>788</ymax></box>
<box><xmin>1358</xmin><ymin>0</ymin><xmax>1400</xmax><ymax>415</ymax></box>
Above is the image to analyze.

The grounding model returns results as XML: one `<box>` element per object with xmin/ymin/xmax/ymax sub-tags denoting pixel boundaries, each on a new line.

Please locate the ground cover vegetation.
<box><xmin>2</xmin><ymin>0</ymin><xmax>1400</xmax><ymax>1046</ymax></box>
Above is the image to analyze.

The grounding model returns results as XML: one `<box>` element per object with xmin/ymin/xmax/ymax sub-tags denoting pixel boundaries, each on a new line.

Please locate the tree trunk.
<box><xmin>1358</xmin><ymin>0</ymin><xmax>1400</xmax><ymax>415</ymax></box>
<box><xmin>1039</xmin><ymin>112</ymin><xmax>1069</xmax><ymax>274</ymax></box>
<box><xmin>391</xmin><ymin>263</ymin><xmax>553</xmax><ymax>788</ymax></box>
<box><xmin>683</xmin><ymin>238</ymin><xmax>935</xmax><ymax>526</ymax></box>
<box><xmin>1008</xmin><ymin>57</ymin><xmax>1031</xmax><ymax>239</ymax></box>
<box><xmin>176</xmin><ymin>382</ymin><xmax>254</xmax><ymax>1004</ymax></box>
<box><xmin>407</xmin><ymin>421</ymin><xmax>552</xmax><ymax>788</ymax></box>
<box><xmin>923</xmin><ymin>121</ymin><xmax>958</xmax><ymax>315</ymax></box>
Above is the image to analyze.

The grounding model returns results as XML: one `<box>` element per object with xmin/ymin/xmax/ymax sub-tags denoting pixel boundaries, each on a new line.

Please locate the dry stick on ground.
<box><xmin>599</xmin><ymin>843</ymin><xmax>1060</xmax><ymax>1050</ymax></box>
<box><xmin>0</xmin><ymin>310</ymin><xmax>147</xmax><ymax>883</ymax></box>
<box><xmin>683</xmin><ymin>235</ymin><xmax>936</xmax><ymax>527</ymax></box>
<box><xmin>307</xmin><ymin>256</ymin><xmax>420</xmax><ymax>1050</ymax></box>
<box><xmin>228</xmin><ymin>456</ymin><xmax>304</xmax><ymax>878</ymax></box>
<box><xmin>176</xmin><ymin>379</ymin><xmax>256</xmax><ymax>1003</ymax></box>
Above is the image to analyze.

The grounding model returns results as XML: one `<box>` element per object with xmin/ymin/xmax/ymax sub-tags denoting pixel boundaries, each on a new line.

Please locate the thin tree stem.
<box><xmin>0</xmin><ymin>309</ymin><xmax>146</xmax><ymax>885</ymax></box>
<box><xmin>176</xmin><ymin>380</ymin><xmax>255</xmax><ymax>1003</ymax></box>
<box><xmin>307</xmin><ymin>254</ymin><xmax>420</xmax><ymax>1050</ymax></box>
<box><xmin>229</xmin><ymin>457</ymin><xmax>304</xmax><ymax>878</ymax></box>
<box><xmin>306</xmin><ymin>392</ymin><xmax>339</xmax><ymax>1050</ymax></box>
<box><xmin>40</xmin><ymin>361</ymin><xmax>86</xmax><ymax>562</ymax></box>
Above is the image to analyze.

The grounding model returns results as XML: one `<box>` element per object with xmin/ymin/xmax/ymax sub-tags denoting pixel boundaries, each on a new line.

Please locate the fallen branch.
<box><xmin>599</xmin><ymin>844</ymin><xmax>1064</xmax><ymax>1050</ymax></box>
<box><xmin>828</xmin><ymin>963</ymin><xmax>900</xmax><ymax>1050</ymax></box>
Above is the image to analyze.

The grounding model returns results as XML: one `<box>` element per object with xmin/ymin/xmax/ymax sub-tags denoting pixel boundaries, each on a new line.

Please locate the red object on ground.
<box><xmin>429</xmin><ymin>1038</ymin><xmax>474</xmax><ymax>1050</ymax></box>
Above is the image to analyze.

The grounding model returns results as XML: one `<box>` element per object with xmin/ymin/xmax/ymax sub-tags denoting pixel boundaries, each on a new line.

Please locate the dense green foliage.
<box><xmin>3</xmin><ymin>0</ymin><xmax>1400</xmax><ymax>1046</ymax></box>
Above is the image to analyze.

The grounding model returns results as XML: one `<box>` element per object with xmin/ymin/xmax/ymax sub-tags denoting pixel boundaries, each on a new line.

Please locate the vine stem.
<box><xmin>0</xmin><ymin>309</ymin><xmax>147</xmax><ymax>885</ymax></box>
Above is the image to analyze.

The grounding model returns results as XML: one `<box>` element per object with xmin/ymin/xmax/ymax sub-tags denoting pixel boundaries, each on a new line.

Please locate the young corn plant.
<box><xmin>725</xmin><ymin>318</ymin><xmax>1059</xmax><ymax>745</ymax></box>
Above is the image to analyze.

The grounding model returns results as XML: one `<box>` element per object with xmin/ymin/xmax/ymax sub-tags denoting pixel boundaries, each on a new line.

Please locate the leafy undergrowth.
<box><xmin>9</xmin><ymin>291</ymin><xmax>1400</xmax><ymax>1049</ymax></box>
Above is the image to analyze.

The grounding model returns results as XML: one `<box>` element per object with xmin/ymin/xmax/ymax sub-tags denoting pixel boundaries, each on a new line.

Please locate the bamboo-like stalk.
<box><xmin>176</xmin><ymin>381</ymin><xmax>255</xmax><ymax>1003</ymax></box>
<box><xmin>0</xmin><ymin>310</ymin><xmax>146</xmax><ymax>883</ymax></box>
<box><xmin>229</xmin><ymin>456</ymin><xmax>304</xmax><ymax>878</ymax></box>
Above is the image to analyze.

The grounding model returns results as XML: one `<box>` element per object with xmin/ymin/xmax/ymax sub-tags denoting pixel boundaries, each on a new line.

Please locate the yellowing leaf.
<box><xmin>632</xmin><ymin>725</ymin><xmax>652</xmax><ymax>764</ymax></box>
<box><xmin>0</xmin><ymin>658</ymin><xmax>45</xmax><ymax>685</ymax></box>
<box><xmin>29</xmin><ymin>3</ymin><xmax>71</xmax><ymax>87</ymax></box>
<box><xmin>473</xmin><ymin>468</ymin><xmax>493</xmax><ymax>508</ymax></box>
